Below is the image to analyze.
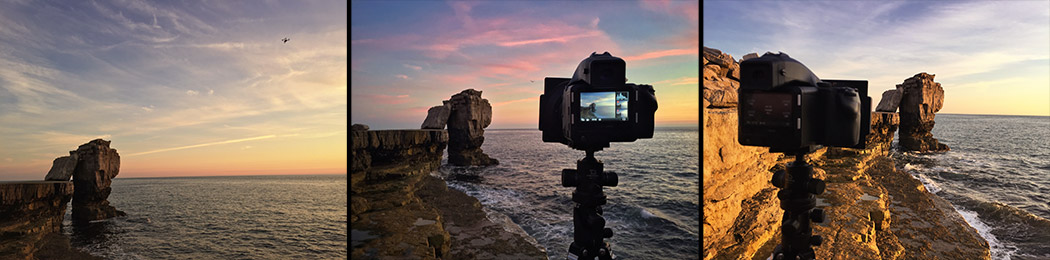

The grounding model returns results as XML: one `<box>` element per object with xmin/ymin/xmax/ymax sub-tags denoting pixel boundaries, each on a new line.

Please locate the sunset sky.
<box><xmin>0</xmin><ymin>1</ymin><xmax>347</xmax><ymax>180</ymax></box>
<box><xmin>351</xmin><ymin>0</ymin><xmax>700</xmax><ymax>130</ymax></box>
<box><xmin>704</xmin><ymin>1</ymin><xmax>1050</xmax><ymax>116</ymax></box>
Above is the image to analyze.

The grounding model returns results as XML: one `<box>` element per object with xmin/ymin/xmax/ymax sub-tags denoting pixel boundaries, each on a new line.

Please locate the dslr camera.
<box><xmin>539</xmin><ymin>52</ymin><xmax>658</xmax><ymax>151</ymax></box>
<box><xmin>737</xmin><ymin>52</ymin><xmax>871</xmax><ymax>153</ymax></box>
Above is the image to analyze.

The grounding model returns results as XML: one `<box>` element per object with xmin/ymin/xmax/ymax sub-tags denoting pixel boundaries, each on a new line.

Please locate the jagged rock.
<box><xmin>44</xmin><ymin>153</ymin><xmax>78</xmax><ymax>181</ymax></box>
<box><xmin>703</xmin><ymin>46</ymin><xmax>740</xmax><ymax>108</ymax></box>
<box><xmin>446</xmin><ymin>89</ymin><xmax>498</xmax><ymax>166</ymax></box>
<box><xmin>421</xmin><ymin>102</ymin><xmax>452</xmax><ymax>129</ymax></box>
<box><xmin>71</xmin><ymin>139</ymin><xmax>125</xmax><ymax>222</ymax></box>
<box><xmin>351</xmin><ymin>124</ymin><xmax>369</xmax><ymax>131</ymax></box>
<box><xmin>876</xmin><ymin>89</ymin><xmax>902</xmax><ymax>112</ymax></box>
<box><xmin>896</xmin><ymin>73</ymin><xmax>949</xmax><ymax>152</ymax></box>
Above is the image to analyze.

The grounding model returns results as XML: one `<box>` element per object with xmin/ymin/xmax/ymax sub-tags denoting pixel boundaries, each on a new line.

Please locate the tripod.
<box><xmin>561</xmin><ymin>149</ymin><xmax>618</xmax><ymax>260</ymax></box>
<box><xmin>771</xmin><ymin>151</ymin><xmax>826</xmax><ymax>260</ymax></box>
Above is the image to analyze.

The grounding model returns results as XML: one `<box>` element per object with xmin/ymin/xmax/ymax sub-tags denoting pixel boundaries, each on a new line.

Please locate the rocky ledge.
<box><xmin>0</xmin><ymin>181</ymin><xmax>98</xmax><ymax>259</ymax></box>
<box><xmin>351</xmin><ymin>125</ymin><xmax>546</xmax><ymax>259</ymax></box>
<box><xmin>703</xmin><ymin>46</ymin><xmax>988</xmax><ymax>259</ymax></box>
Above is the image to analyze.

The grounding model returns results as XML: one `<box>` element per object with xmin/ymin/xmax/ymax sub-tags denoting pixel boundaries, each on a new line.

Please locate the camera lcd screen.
<box><xmin>580</xmin><ymin>91</ymin><xmax>629</xmax><ymax>122</ymax></box>
<box><xmin>741</xmin><ymin>92</ymin><xmax>794</xmax><ymax>127</ymax></box>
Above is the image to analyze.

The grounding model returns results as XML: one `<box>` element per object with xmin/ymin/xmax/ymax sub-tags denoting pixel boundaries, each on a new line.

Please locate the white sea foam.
<box><xmin>915</xmin><ymin>173</ymin><xmax>943</xmax><ymax>194</ymax></box>
<box><xmin>954</xmin><ymin>206</ymin><xmax>1017</xmax><ymax>260</ymax></box>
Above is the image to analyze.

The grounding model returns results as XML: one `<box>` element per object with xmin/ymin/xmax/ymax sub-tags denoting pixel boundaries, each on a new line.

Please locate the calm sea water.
<box><xmin>894</xmin><ymin>114</ymin><xmax>1050</xmax><ymax>260</ymax></box>
<box><xmin>436</xmin><ymin>128</ymin><xmax>700</xmax><ymax>260</ymax></box>
<box><xmin>62</xmin><ymin>174</ymin><xmax>347</xmax><ymax>259</ymax></box>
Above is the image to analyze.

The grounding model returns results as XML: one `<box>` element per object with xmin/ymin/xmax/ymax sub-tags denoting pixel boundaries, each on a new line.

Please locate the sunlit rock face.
<box><xmin>895</xmin><ymin>73</ymin><xmax>949</xmax><ymax>153</ymax></box>
<box><xmin>703</xmin><ymin>46</ymin><xmax>986</xmax><ymax>260</ymax></box>
<box><xmin>71</xmin><ymin>139</ymin><xmax>126</xmax><ymax>222</ymax></box>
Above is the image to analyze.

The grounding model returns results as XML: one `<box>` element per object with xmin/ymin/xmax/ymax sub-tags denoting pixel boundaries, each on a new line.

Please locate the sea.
<box><xmin>893</xmin><ymin>114</ymin><xmax>1050</xmax><ymax>260</ymax></box>
<box><xmin>435</xmin><ymin>127</ymin><xmax>700</xmax><ymax>260</ymax></box>
<box><xmin>62</xmin><ymin>174</ymin><xmax>348</xmax><ymax>259</ymax></box>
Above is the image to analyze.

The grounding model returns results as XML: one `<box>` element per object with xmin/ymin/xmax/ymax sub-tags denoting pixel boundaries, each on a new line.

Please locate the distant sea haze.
<box><xmin>64</xmin><ymin>174</ymin><xmax>347</xmax><ymax>259</ymax></box>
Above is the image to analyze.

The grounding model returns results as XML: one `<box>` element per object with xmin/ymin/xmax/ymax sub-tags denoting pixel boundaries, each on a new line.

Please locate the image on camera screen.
<box><xmin>580</xmin><ymin>91</ymin><xmax>629</xmax><ymax>122</ymax></box>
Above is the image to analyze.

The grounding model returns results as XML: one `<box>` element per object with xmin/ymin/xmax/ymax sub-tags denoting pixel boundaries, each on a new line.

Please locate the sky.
<box><xmin>351</xmin><ymin>0</ymin><xmax>700</xmax><ymax>130</ymax></box>
<box><xmin>704</xmin><ymin>1</ymin><xmax>1050</xmax><ymax>116</ymax></box>
<box><xmin>0</xmin><ymin>0</ymin><xmax>347</xmax><ymax>180</ymax></box>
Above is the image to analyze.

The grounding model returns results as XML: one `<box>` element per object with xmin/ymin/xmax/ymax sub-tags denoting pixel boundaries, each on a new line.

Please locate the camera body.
<box><xmin>737</xmin><ymin>52</ymin><xmax>871</xmax><ymax>153</ymax></box>
<box><xmin>539</xmin><ymin>52</ymin><xmax>658</xmax><ymax>150</ymax></box>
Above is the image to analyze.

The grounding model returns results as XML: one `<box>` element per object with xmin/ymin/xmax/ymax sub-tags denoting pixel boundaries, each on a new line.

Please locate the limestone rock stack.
<box><xmin>420</xmin><ymin>89</ymin><xmax>498</xmax><ymax>166</ymax></box>
<box><xmin>895</xmin><ymin>73</ymin><xmax>949</xmax><ymax>152</ymax></box>
<box><xmin>71</xmin><ymin>139</ymin><xmax>126</xmax><ymax>222</ymax></box>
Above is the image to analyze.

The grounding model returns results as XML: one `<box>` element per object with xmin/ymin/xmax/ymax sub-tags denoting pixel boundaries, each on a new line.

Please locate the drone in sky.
<box><xmin>282</xmin><ymin>37</ymin><xmax>290</xmax><ymax>44</ymax></box>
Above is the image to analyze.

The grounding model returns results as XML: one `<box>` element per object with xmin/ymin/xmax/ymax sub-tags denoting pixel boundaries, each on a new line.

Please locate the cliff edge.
<box><xmin>703</xmin><ymin>46</ymin><xmax>988</xmax><ymax>260</ymax></box>
<box><xmin>350</xmin><ymin>125</ymin><xmax>546</xmax><ymax>259</ymax></box>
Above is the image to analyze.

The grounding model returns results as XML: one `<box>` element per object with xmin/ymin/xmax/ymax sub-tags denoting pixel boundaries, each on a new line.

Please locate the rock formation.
<box><xmin>419</xmin><ymin>89</ymin><xmax>498</xmax><ymax>166</ymax></box>
<box><xmin>0</xmin><ymin>182</ymin><xmax>74</xmax><ymax>258</ymax></box>
<box><xmin>44</xmin><ymin>152</ymin><xmax>78</xmax><ymax>181</ymax></box>
<box><xmin>704</xmin><ymin>46</ymin><xmax>987</xmax><ymax>260</ymax></box>
<box><xmin>895</xmin><ymin>73</ymin><xmax>949</xmax><ymax>152</ymax></box>
<box><xmin>71</xmin><ymin>139</ymin><xmax>126</xmax><ymax>222</ymax></box>
<box><xmin>351</xmin><ymin>125</ymin><xmax>546</xmax><ymax>259</ymax></box>
<box><xmin>421</xmin><ymin>102</ymin><xmax>451</xmax><ymax>129</ymax></box>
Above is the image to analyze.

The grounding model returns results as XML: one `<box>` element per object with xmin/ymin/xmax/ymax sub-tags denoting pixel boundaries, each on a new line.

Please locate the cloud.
<box><xmin>396</xmin><ymin>74</ymin><xmax>410</xmax><ymax>80</ymax></box>
<box><xmin>491</xmin><ymin>96</ymin><xmax>539</xmax><ymax>107</ymax></box>
<box><xmin>125</xmin><ymin>134</ymin><xmax>277</xmax><ymax>156</ymax></box>
<box><xmin>186</xmin><ymin>90</ymin><xmax>199</xmax><ymax>96</ymax></box>
<box><xmin>623</xmin><ymin>48</ymin><xmax>698</xmax><ymax>61</ymax></box>
<box><xmin>403</xmin><ymin>64</ymin><xmax>422</xmax><ymax>70</ymax></box>
<box><xmin>141</xmin><ymin>105</ymin><xmax>154</xmax><ymax>112</ymax></box>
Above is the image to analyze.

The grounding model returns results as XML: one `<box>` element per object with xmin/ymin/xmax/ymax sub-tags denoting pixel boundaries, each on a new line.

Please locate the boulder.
<box><xmin>446</xmin><ymin>89</ymin><xmax>498</xmax><ymax>166</ymax></box>
<box><xmin>43</xmin><ymin>153</ymin><xmax>78</xmax><ymax>181</ymax></box>
<box><xmin>896</xmin><ymin>73</ymin><xmax>949</xmax><ymax>152</ymax></box>
<box><xmin>875</xmin><ymin>89</ymin><xmax>902</xmax><ymax>112</ymax></box>
<box><xmin>71</xmin><ymin>139</ymin><xmax>125</xmax><ymax>222</ymax></box>
<box><xmin>421</xmin><ymin>102</ymin><xmax>452</xmax><ymax>129</ymax></box>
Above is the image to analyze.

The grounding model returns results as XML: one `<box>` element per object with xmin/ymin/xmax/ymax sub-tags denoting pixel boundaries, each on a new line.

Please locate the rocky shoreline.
<box><xmin>703</xmin><ymin>47</ymin><xmax>989</xmax><ymax>259</ymax></box>
<box><xmin>0</xmin><ymin>139</ymin><xmax>124</xmax><ymax>259</ymax></box>
<box><xmin>350</xmin><ymin>126</ymin><xmax>547</xmax><ymax>259</ymax></box>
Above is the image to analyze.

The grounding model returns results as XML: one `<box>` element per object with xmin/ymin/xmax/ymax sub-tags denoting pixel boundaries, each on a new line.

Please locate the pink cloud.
<box><xmin>623</xmin><ymin>48</ymin><xmax>699</xmax><ymax>61</ymax></box>
<box><xmin>396</xmin><ymin>74</ymin><xmax>410</xmax><ymax>80</ymax></box>
<box><xmin>491</xmin><ymin>96</ymin><xmax>540</xmax><ymax>107</ymax></box>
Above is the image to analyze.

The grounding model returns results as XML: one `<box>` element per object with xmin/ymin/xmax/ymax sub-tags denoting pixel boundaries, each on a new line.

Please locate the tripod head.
<box><xmin>561</xmin><ymin>149</ymin><xmax>617</xmax><ymax>260</ymax></box>
<box><xmin>771</xmin><ymin>149</ymin><xmax>827</xmax><ymax>260</ymax></box>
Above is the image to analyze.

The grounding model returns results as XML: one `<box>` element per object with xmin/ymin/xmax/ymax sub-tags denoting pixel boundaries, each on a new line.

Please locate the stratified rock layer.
<box><xmin>351</xmin><ymin>127</ymin><xmax>545</xmax><ymax>259</ymax></box>
<box><xmin>897</xmin><ymin>73</ymin><xmax>949</xmax><ymax>152</ymax></box>
<box><xmin>71</xmin><ymin>139</ymin><xmax>126</xmax><ymax>222</ymax></box>
<box><xmin>0</xmin><ymin>181</ymin><xmax>74</xmax><ymax>258</ymax></box>
<box><xmin>446</xmin><ymin>89</ymin><xmax>498</xmax><ymax>166</ymax></box>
